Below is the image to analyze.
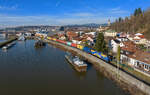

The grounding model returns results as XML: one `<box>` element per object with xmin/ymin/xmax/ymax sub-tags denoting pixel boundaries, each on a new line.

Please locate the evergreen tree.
<box><xmin>118</xmin><ymin>17</ymin><xmax>122</xmax><ymax>22</ymax></box>
<box><xmin>94</xmin><ymin>33</ymin><xmax>107</xmax><ymax>53</ymax></box>
<box><xmin>84</xmin><ymin>41</ymin><xmax>89</xmax><ymax>47</ymax></box>
<box><xmin>134</xmin><ymin>9</ymin><xmax>138</xmax><ymax>16</ymax></box>
<box><xmin>134</xmin><ymin>8</ymin><xmax>142</xmax><ymax>16</ymax></box>
<box><xmin>137</xmin><ymin>8</ymin><xmax>142</xmax><ymax>15</ymax></box>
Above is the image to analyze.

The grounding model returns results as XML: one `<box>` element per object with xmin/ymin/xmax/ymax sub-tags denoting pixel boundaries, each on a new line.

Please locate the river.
<box><xmin>0</xmin><ymin>37</ymin><xmax>6</xmax><ymax>42</ymax></box>
<box><xmin>0</xmin><ymin>40</ymin><xmax>129</xmax><ymax>95</ymax></box>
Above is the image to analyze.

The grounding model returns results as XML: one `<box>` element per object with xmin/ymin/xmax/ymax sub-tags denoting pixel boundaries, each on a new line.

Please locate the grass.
<box><xmin>111</xmin><ymin>61</ymin><xmax>150</xmax><ymax>84</ymax></box>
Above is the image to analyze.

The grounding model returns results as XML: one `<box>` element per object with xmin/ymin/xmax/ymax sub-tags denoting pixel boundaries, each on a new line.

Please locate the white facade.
<box><xmin>111</xmin><ymin>40</ymin><xmax>120</xmax><ymax>53</ymax></box>
<box><xmin>135</xmin><ymin>33</ymin><xmax>143</xmax><ymax>36</ymax></box>
<box><xmin>25</xmin><ymin>33</ymin><xmax>32</xmax><ymax>37</ymax></box>
<box><xmin>0</xmin><ymin>33</ymin><xmax>6</xmax><ymax>38</ymax></box>
<box><xmin>59</xmin><ymin>36</ymin><xmax>66</xmax><ymax>40</ymax></box>
<box><xmin>35</xmin><ymin>31</ymin><xmax>48</xmax><ymax>38</ymax></box>
<box><xmin>117</xmin><ymin>37</ymin><xmax>128</xmax><ymax>42</ymax></box>
<box><xmin>134</xmin><ymin>38</ymin><xmax>147</xmax><ymax>45</ymax></box>
<box><xmin>72</xmin><ymin>40</ymin><xmax>81</xmax><ymax>44</ymax></box>
<box><xmin>104</xmin><ymin>32</ymin><xmax>117</xmax><ymax>37</ymax></box>
<box><xmin>121</xmin><ymin>54</ymin><xmax>150</xmax><ymax>72</ymax></box>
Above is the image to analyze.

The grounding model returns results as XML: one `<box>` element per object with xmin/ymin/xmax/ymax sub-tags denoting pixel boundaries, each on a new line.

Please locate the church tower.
<box><xmin>108</xmin><ymin>19</ymin><xmax>111</xmax><ymax>26</ymax></box>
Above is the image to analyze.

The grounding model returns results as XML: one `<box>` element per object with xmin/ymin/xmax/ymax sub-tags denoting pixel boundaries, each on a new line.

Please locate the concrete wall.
<box><xmin>45</xmin><ymin>39</ymin><xmax>150</xmax><ymax>95</ymax></box>
<box><xmin>0</xmin><ymin>37</ymin><xmax>17</xmax><ymax>48</ymax></box>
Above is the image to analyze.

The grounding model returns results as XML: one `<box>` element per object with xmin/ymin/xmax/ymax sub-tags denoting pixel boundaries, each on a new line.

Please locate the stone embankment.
<box><xmin>0</xmin><ymin>37</ymin><xmax>17</xmax><ymax>48</ymax></box>
<box><xmin>45</xmin><ymin>39</ymin><xmax>150</xmax><ymax>95</ymax></box>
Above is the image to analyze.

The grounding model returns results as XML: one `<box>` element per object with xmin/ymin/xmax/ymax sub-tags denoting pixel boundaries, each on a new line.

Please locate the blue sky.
<box><xmin>0</xmin><ymin>0</ymin><xmax>150</xmax><ymax>27</ymax></box>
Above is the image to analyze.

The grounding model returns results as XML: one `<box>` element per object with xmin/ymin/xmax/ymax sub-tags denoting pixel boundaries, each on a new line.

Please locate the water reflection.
<box><xmin>65</xmin><ymin>59</ymin><xmax>87</xmax><ymax>80</ymax></box>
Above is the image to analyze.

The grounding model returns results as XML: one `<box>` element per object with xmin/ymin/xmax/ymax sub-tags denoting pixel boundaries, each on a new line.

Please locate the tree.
<box><xmin>118</xmin><ymin>17</ymin><xmax>123</xmax><ymax>22</ymax></box>
<box><xmin>134</xmin><ymin>9</ymin><xmax>138</xmax><ymax>16</ymax></box>
<box><xmin>137</xmin><ymin>8</ymin><xmax>142</xmax><ymax>15</ymax></box>
<box><xmin>134</xmin><ymin>8</ymin><xmax>142</xmax><ymax>16</ymax></box>
<box><xmin>110</xmin><ymin>8</ymin><xmax>150</xmax><ymax>40</ymax></box>
<box><xmin>84</xmin><ymin>41</ymin><xmax>89</xmax><ymax>47</ymax></box>
<box><xmin>59</xmin><ymin>26</ymin><xmax>65</xmax><ymax>31</ymax></box>
<box><xmin>94</xmin><ymin>33</ymin><xmax>107</xmax><ymax>53</ymax></box>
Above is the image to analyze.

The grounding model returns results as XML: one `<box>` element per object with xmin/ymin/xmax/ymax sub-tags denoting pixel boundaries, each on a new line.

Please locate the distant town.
<box><xmin>1</xmin><ymin>19</ymin><xmax>150</xmax><ymax>77</ymax></box>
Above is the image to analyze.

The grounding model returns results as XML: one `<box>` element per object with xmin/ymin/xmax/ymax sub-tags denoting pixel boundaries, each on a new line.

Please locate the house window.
<box><xmin>127</xmin><ymin>58</ymin><xmax>130</xmax><ymax>62</ymax></box>
<box><xmin>144</xmin><ymin>65</ymin><xmax>149</xmax><ymax>71</ymax></box>
<box><xmin>126</xmin><ymin>52</ymin><xmax>129</xmax><ymax>55</ymax></box>
<box><xmin>137</xmin><ymin>61</ymin><xmax>140</xmax><ymax>67</ymax></box>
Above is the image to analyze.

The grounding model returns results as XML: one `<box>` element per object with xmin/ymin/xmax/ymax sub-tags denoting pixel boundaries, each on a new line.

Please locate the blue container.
<box><xmin>67</xmin><ymin>42</ymin><xmax>72</xmax><ymax>46</ymax></box>
<box><xmin>103</xmin><ymin>56</ymin><xmax>110</xmax><ymax>62</ymax></box>
<box><xmin>83</xmin><ymin>47</ymin><xmax>91</xmax><ymax>54</ymax></box>
<box><xmin>91</xmin><ymin>49</ymin><xmax>97</xmax><ymax>55</ymax></box>
<box><xmin>95</xmin><ymin>52</ymin><xmax>110</xmax><ymax>62</ymax></box>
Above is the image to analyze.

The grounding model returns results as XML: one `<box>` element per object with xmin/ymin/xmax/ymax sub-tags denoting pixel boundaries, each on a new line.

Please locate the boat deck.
<box><xmin>65</xmin><ymin>55</ymin><xmax>87</xmax><ymax>72</ymax></box>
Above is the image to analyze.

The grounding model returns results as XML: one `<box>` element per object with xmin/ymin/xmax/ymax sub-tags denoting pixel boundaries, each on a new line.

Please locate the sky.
<box><xmin>0</xmin><ymin>0</ymin><xmax>150</xmax><ymax>27</ymax></box>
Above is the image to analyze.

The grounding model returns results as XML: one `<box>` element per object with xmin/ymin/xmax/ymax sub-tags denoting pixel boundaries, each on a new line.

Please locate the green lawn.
<box><xmin>111</xmin><ymin>61</ymin><xmax>150</xmax><ymax>84</ymax></box>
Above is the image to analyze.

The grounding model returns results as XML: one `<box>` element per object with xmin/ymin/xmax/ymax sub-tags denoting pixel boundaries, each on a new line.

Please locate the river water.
<box><xmin>0</xmin><ymin>40</ymin><xmax>129</xmax><ymax>95</ymax></box>
<box><xmin>0</xmin><ymin>37</ymin><xmax>6</xmax><ymax>42</ymax></box>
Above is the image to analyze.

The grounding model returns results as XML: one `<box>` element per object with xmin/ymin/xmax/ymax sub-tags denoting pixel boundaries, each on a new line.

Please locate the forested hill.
<box><xmin>110</xmin><ymin>8</ymin><xmax>150</xmax><ymax>39</ymax></box>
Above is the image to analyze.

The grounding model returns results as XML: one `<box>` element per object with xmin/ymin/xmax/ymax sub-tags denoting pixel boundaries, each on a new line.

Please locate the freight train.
<box><xmin>47</xmin><ymin>37</ymin><xmax>111</xmax><ymax>62</ymax></box>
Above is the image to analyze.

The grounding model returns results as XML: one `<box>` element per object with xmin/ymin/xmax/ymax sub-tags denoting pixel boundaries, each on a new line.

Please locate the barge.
<box><xmin>65</xmin><ymin>53</ymin><xmax>87</xmax><ymax>72</ymax></box>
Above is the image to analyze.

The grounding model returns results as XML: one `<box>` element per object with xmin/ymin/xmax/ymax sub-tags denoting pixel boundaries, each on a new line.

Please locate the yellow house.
<box><xmin>104</xmin><ymin>30</ymin><xmax>117</xmax><ymax>37</ymax></box>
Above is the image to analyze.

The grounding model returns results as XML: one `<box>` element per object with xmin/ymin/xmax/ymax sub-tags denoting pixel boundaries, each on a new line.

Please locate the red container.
<box><xmin>58</xmin><ymin>39</ymin><xmax>62</xmax><ymax>43</ymax></box>
<box><xmin>61</xmin><ymin>40</ymin><xmax>66</xmax><ymax>44</ymax></box>
<box><xmin>56</xmin><ymin>39</ymin><xmax>60</xmax><ymax>42</ymax></box>
<box><xmin>71</xmin><ymin>43</ymin><xmax>77</xmax><ymax>47</ymax></box>
<box><xmin>59</xmin><ymin>40</ymin><xmax>63</xmax><ymax>43</ymax></box>
<box><xmin>56</xmin><ymin>39</ymin><xmax>66</xmax><ymax>44</ymax></box>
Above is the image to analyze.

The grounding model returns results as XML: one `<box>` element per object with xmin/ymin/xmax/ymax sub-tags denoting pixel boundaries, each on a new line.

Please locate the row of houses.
<box><xmin>120</xmin><ymin>42</ymin><xmax>150</xmax><ymax>73</ymax></box>
<box><xmin>55</xmin><ymin>31</ymin><xmax>96</xmax><ymax>46</ymax></box>
<box><xmin>106</xmin><ymin>30</ymin><xmax>150</xmax><ymax>45</ymax></box>
<box><xmin>109</xmin><ymin>31</ymin><xmax>150</xmax><ymax>73</ymax></box>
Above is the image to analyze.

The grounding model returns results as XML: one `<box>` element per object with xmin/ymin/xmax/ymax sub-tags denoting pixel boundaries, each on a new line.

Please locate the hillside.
<box><xmin>110</xmin><ymin>8</ymin><xmax>150</xmax><ymax>40</ymax></box>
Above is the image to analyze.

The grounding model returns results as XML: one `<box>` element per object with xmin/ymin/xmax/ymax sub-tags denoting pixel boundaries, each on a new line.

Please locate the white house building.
<box><xmin>110</xmin><ymin>39</ymin><xmax>124</xmax><ymax>53</ymax></box>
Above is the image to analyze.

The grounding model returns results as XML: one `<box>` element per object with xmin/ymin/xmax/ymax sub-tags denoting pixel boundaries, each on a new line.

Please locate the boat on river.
<box><xmin>18</xmin><ymin>35</ymin><xmax>26</xmax><ymax>41</ymax></box>
<box><xmin>65</xmin><ymin>53</ymin><xmax>87</xmax><ymax>72</ymax></box>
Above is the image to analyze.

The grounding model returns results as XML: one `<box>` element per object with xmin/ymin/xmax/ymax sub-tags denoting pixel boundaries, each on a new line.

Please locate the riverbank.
<box><xmin>45</xmin><ymin>39</ymin><xmax>150</xmax><ymax>95</ymax></box>
<box><xmin>0</xmin><ymin>37</ymin><xmax>17</xmax><ymax>48</ymax></box>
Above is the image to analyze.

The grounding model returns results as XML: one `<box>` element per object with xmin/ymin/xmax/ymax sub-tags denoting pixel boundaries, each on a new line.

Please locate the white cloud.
<box><xmin>65</xmin><ymin>12</ymin><xmax>94</xmax><ymax>17</ymax></box>
<box><xmin>109</xmin><ymin>7</ymin><xmax>129</xmax><ymax>14</ymax></box>
<box><xmin>0</xmin><ymin>11</ymin><xmax>119</xmax><ymax>28</ymax></box>
<box><xmin>0</xmin><ymin>5</ymin><xmax>18</xmax><ymax>10</ymax></box>
<box><xmin>0</xmin><ymin>14</ymin><xmax>113</xmax><ymax>27</ymax></box>
<box><xmin>0</xmin><ymin>15</ymin><xmax>58</xmax><ymax>27</ymax></box>
<box><xmin>111</xmin><ymin>7</ymin><xmax>121</xmax><ymax>11</ymax></box>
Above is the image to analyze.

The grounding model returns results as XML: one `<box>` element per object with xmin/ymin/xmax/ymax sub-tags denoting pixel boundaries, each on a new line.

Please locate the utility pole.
<box><xmin>117</xmin><ymin>45</ymin><xmax>121</xmax><ymax>80</ymax></box>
